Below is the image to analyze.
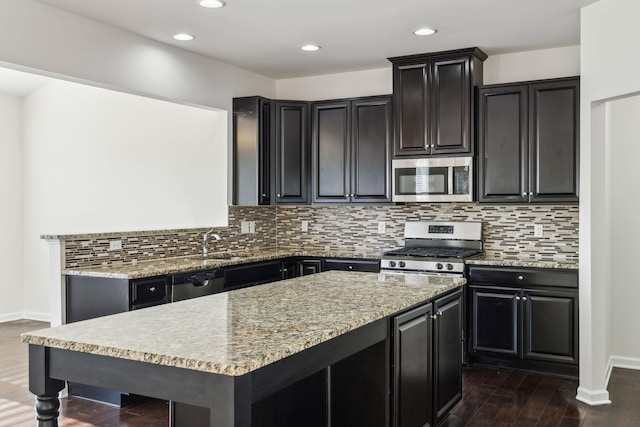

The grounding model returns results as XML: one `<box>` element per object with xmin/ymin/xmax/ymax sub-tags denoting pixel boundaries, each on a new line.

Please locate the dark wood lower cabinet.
<box><xmin>468</xmin><ymin>266</ymin><xmax>578</xmax><ymax>377</ymax></box>
<box><xmin>392</xmin><ymin>288</ymin><xmax>463</xmax><ymax>427</ymax></box>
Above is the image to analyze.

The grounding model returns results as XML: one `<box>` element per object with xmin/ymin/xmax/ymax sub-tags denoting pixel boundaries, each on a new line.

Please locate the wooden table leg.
<box><xmin>29</xmin><ymin>345</ymin><xmax>65</xmax><ymax>427</ymax></box>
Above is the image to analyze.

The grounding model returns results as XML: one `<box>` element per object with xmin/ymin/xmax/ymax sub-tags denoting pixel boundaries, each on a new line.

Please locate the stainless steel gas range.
<box><xmin>381</xmin><ymin>221</ymin><xmax>483</xmax><ymax>276</ymax></box>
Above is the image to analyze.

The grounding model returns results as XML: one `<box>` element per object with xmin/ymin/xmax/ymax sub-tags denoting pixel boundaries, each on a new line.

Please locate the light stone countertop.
<box><xmin>22</xmin><ymin>271</ymin><xmax>464</xmax><ymax>376</ymax></box>
<box><xmin>465</xmin><ymin>252</ymin><xmax>578</xmax><ymax>270</ymax></box>
<box><xmin>62</xmin><ymin>248</ymin><xmax>384</xmax><ymax>279</ymax></box>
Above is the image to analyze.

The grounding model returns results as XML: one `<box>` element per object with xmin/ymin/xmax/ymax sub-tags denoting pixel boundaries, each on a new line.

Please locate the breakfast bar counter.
<box><xmin>23</xmin><ymin>270</ymin><xmax>465</xmax><ymax>427</ymax></box>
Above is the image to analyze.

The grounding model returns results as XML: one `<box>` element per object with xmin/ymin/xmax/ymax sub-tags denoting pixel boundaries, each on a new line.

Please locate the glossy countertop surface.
<box><xmin>22</xmin><ymin>271</ymin><xmax>465</xmax><ymax>376</ymax></box>
<box><xmin>63</xmin><ymin>248</ymin><xmax>578</xmax><ymax>279</ymax></box>
<box><xmin>62</xmin><ymin>248</ymin><xmax>383</xmax><ymax>279</ymax></box>
<box><xmin>465</xmin><ymin>252</ymin><xmax>578</xmax><ymax>270</ymax></box>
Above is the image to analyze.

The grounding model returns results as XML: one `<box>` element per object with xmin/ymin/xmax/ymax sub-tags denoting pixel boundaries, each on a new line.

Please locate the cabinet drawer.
<box><xmin>324</xmin><ymin>258</ymin><xmax>380</xmax><ymax>272</ymax></box>
<box><xmin>468</xmin><ymin>266</ymin><xmax>577</xmax><ymax>288</ymax></box>
<box><xmin>131</xmin><ymin>277</ymin><xmax>167</xmax><ymax>305</ymax></box>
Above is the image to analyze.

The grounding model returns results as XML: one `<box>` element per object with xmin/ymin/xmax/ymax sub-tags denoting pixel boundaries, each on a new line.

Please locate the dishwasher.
<box><xmin>170</xmin><ymin>268</ymin><xmax>225</xmax><ymax>302</ymax></box>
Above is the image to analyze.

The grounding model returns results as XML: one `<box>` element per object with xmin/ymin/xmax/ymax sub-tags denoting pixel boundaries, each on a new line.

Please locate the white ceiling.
<box><xmin>34</xmin><ymin>0</ymin><xmax>597</xmax><ymax>79</ymax></box>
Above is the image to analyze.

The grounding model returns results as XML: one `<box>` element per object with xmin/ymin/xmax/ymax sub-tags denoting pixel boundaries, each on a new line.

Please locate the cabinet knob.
<box><xmin>516</xmin><ymin>296</ymin><xmax>521</xmax><ymax>300</ymax></box>
<box><xmin>522</xmin><ymin>192</ymin><xmax>527</xmax><ymax>197</ymax></box>
<box><xmin>277</xmin><ymin>193</ymin><xmax>281</xmax><ymax>197</ymax></box>
<box><xmin>529</xmin><ymin>192</ymin><xmax>533</xmax><ymax>196</ymax></box>
<box><xmin>348</xmin><ymin>265</ymin><xmax>353</xmax><ymax>270</ymax></box>
<box><xmin>437</xmin><ymin>311</ymin><xmax>443</xmax><ymax>316</ymax></box>
<box><xmin>518</xmin><ymin>275</ymin><xmax>524</xmax><ymax>280</ymax></box>
<box><xmin>431</xmin><ymin>314</ymin><xmax>438</xmax><ymax>319</ymax></box>
<box><xmin>261</xmin><ymin>193</ymin><xmax>267</xmax><ymax>197</ymax></box>
<box><xmin>149</xmin><ymin>287</ymin><xmax>156</xmax><ymax>292</ymax></box>
<box><xmin>522</xmin><ymin>296</ymin><xmax>528</xmax><ymax>301</ymax></box>
<box><xmin>345</xmin><ymin>194</ymin><xmax>349</xmax><ymax>199</ymax></box>
<box><xmin>350</xmin><ymin>194</ymin><xmax>355</xmax><ymax>197</ymax></box>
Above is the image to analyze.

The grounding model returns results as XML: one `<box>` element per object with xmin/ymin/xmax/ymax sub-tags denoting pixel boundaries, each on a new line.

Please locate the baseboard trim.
<box><xmin>576</xmin><ymin>386</ymin><xmax>611</xmax><ymax>406</ymax></box>
<box><xmin>610</xmin><ymin>355</ymin><xmax>640</xmax><ymax>371</ymax></box>
<box><xmin>21</xmin><ymin>312</ymin><xmax>51</xmax><ymax>322</ymax></box>
<box><xmin>0</xmin><ymin>312</ymin><xmax>26</xmax><ymax>323</ymax></box>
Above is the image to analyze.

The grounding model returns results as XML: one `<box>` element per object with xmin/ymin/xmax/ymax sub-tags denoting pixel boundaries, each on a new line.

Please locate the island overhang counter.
<box><xmin>23</xmin><ymin>270</ymin><xmax>466</xmax><ymax>427</ymax></box>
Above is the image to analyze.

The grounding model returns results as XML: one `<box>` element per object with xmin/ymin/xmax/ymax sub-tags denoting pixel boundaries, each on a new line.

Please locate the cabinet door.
<box><xmin>393</xmin><ymin>303</ymin><xmax>433</xmax><ymax>427</ymax></box>
<box><xmin>522</xmin><ymin>289</ymin><xmax>578</xmax><ymax>364</ymax></box>
<box><xmin>312</xmin><ymin>101</ymin><xmax>351</xmax><ymax>203</ymax></box>
<box><xmin>280</xmin><ymin>259</ymin><xmax>297</xmax><ymax>279</ymax></box>
<box><xmin>477</xmin><ymin>85</ymin><xmax>529</xmax><ymax>203</ymax></box>
<box><xmin>233</xmin><ymin>96</ymin><xmax>272</xmax><ymax>206</ymax></box>
<box><xmin>471</xmin><ymin>286</ymin><xmax>520</xmax><ymax>356</ymax></box>
<box><xmin>430</xmin><ymin>57</ymin><xmax>471</xmax><ymax>155</ymax></box>
<box><xmin>223</xmin><ymin>260</ymin><xmax>283</xmax><ymax>290</ymax></box>
<box><xmin>393</xmin><ymin>62</ymin><xmax>430</xmax><ymax>157</ymax></box>
<box><xmin>274</xmin><ymin>101</ymin><xmax>310</xmax><ymax>204</ymax></box>
<box><xmin>529</xmin><ymin>78</ymin><xmax>580</xmax><ymax>202</ymax></box>
<box><xmin>433</xmin><ymin>289</ymin><xmax>463</xmax><ymax>425</ymax></box>
<box><xmin>351</xmin><ymin>96</ymin><xmax>392</xmax><ymax>203</ymax></box>
<box><xmin>297</xmin><ymin>259</ymin><xmax>323</xmax><ymax>276</ymax></box>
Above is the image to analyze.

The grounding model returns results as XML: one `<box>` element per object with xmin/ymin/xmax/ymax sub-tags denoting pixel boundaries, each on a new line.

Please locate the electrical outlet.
<box><xmin>301</xmin><ymin>220</ymin><xmax>309</xmax><ymax>232</ymax></box>
<box><xmin>241</xmin><ymin>221</ymin><xmax>250</xmax><ymax>234</ymax></box>
<box><xmin>109</xmin><ymin>239</ymin><xmax>122</xmax><ymax>251</ymax></box>
<box><xmin>378</xmin><ymin>221</ymin><xmax>386</xmax><ymax>234</ymax></box>
<box><xmin>534</xmin><ymin>224</ymin><xmax>544</xmax><ymax>238</ymax></box>
<box><xmin>249</xmin><ymin>221</ymin><xmax>256</xmax><ymax>234</ymax></box>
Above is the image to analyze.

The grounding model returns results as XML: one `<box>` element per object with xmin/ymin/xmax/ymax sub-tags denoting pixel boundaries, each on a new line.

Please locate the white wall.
<box><xmin>275</xmin><ymin>46</ymin><xmax>580</xmax><ymax>100</ymax></box>
<box><xmin>578</xmin><ymin>0</ymin><xmax>640</xmax><ymax>405</ymax></box>
<box><xmin>483</xmin><ymin>46</ymin><xmax>580</xmax><ymax>85</ymax></box>
<box><xmin>609</xmin><ymin>94</ymin><xmax>640</xmax><ymax>366</ymax></box>
<box><xmin>0</xmin><ymin>94</ymin><xmax>24</xmax><ymax>322</ymax></box>
<box><xmin>276</xmin><ymin>68</ymin><xmax>392</xmax><ymax>100</ymax></box>
<box><xmin>0</xmin><ymin>0</ymin><xmax>277</xmax><ymax>321</ymax></box>
<box><xmin>21</xmin><ymin>80</ymin><xmax>227</xmax><ymax>319</ymax></box>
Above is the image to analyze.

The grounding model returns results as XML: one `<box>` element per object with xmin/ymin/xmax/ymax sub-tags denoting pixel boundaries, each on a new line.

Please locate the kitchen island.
<box><xmin>23</xmin><ymin>270</ymin><xmax>465</xmax><ymax>427</ymax></box>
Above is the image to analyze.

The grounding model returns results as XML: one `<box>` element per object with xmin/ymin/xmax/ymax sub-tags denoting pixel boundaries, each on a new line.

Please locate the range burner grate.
<box><xmin>384</xmin><ymin>247</ymin><xmax>481</xmax><ymax>259</ymax></box>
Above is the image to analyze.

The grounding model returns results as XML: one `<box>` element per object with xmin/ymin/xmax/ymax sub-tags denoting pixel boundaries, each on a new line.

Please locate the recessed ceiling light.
<box><xmin>199</xmin><ymin>0</ymin><xmax>225</xmax><ymax>8</ymax></box>
<box><xmin>173</xmin><ymin>33</ymin><xmax>195</xmax><ymax>41</ymax></box>
<box><xmin>413</xmin><ymin>28</ymin><xmax>437</xmax><ymax>36</ymax></box>
<box><xmin>300</xmin><ymin>44</ymin><xmax>321</xmax><ymax>52</ymax></box>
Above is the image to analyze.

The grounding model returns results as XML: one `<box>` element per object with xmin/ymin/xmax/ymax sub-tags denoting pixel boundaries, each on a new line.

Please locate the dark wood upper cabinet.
<box><xmin>274</xmin><ymin>101</ymin><xmax>311</xmax><ymax>204</ymax></box>
<box><xmin>529</xmin><ymin>79</ymin><xmax>580</xmax><ymax>203</ymax></box>
<box><xmin>478</xmin><ymin>77</ymin><xmax>580</xmax><ymax>204</ymax></box>
<box><xmin>312</xmin><ymin>95</ymin><xmax>392</xmax><ymax>204</ymax></box>
<box><xmin>233</xmin><ymin>96</ymin><xmax>272</xmax><ymax>205</ymax></box>
<box><xmin>389</xmin><ymin>48</ymin><xmax>486</xmax><ymax>158</ymax></box>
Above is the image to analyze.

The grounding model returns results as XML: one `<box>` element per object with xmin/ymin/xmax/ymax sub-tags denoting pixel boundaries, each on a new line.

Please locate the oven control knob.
<box><xmin>446</xmin><ymin>263</ymin><xmax>454</xmax><ymax>271</ymax></box>
<box><xmin>389</xmin><ymin>261</ymin><xmax>396</xmax><ymax>268</ymax></box>
<box><xmin>399</xmin><ymin>261</ymin><xmax>406</xmax><ymax>268</ymax></box>
<box><xmin>436</xmin><ymin>263</ymin><xmax>443</xmax><ymax>270</ymax></box>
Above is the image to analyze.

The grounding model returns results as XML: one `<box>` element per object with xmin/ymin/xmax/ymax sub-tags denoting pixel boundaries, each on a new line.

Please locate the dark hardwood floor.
<box><xmin>2</xmin><ymin>319</ymin><xmax>639</xmax><ymax>426</ymax></box>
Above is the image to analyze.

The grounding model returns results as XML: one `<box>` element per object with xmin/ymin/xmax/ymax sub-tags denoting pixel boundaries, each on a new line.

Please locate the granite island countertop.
<box><xmin>22</xmin><ymin>271</ymin><xmax>464</xmax><ymax>376</ymax></box>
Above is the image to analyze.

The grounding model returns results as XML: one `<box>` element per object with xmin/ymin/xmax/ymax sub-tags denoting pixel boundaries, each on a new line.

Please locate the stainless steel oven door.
<box><xmin>392</xmin><ymin>157</ymin><xmax>473</xmax><ymax>202</ymax></box>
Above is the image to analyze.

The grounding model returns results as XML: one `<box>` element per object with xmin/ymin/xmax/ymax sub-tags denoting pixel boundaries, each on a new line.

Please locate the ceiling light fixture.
<box><xmin>173</xmin><ymin>33</ymin><xmax>195</xmax><ymax>41</ymax></box>
<box><xmin>300</xmin><ymin>44</ymin><xmax>321</xmax><ymax>52</ymax></box>
<box><xmin>199</xmin><ymin>0</ymin><xmax>226</xmax><ymax>8</ymax></box>
<box><xmin>413</xmin><ymin>28</ymin><xmax>437</xmax><ymax>36</ymax></box>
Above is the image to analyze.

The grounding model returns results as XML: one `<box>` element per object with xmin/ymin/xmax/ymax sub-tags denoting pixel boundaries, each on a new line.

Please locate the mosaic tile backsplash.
<box><xmin>63</xmin><ymin>204</ymin><xmax>578</xmax><ymax>268</ymax></box>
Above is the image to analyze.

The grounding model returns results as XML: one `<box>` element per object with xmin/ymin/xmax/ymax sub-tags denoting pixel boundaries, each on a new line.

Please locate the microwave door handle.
<box><xmin>448</xmin><ymin>166</ymin><xmax>454</xmax><ymax>195</ymax></box>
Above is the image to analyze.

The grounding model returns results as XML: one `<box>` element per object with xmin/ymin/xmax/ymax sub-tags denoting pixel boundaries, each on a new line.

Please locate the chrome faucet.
<box><xmin>202</xmin><ymin>228</ymin><xmax>221</xmax><ymax>257</ymax></box>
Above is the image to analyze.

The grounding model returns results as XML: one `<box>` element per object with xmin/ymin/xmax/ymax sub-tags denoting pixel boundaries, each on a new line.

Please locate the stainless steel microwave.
<box><xmin>392</xmin><ymin>157</ymin><xmax>473</xmax><ymax>202</ymax></box>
